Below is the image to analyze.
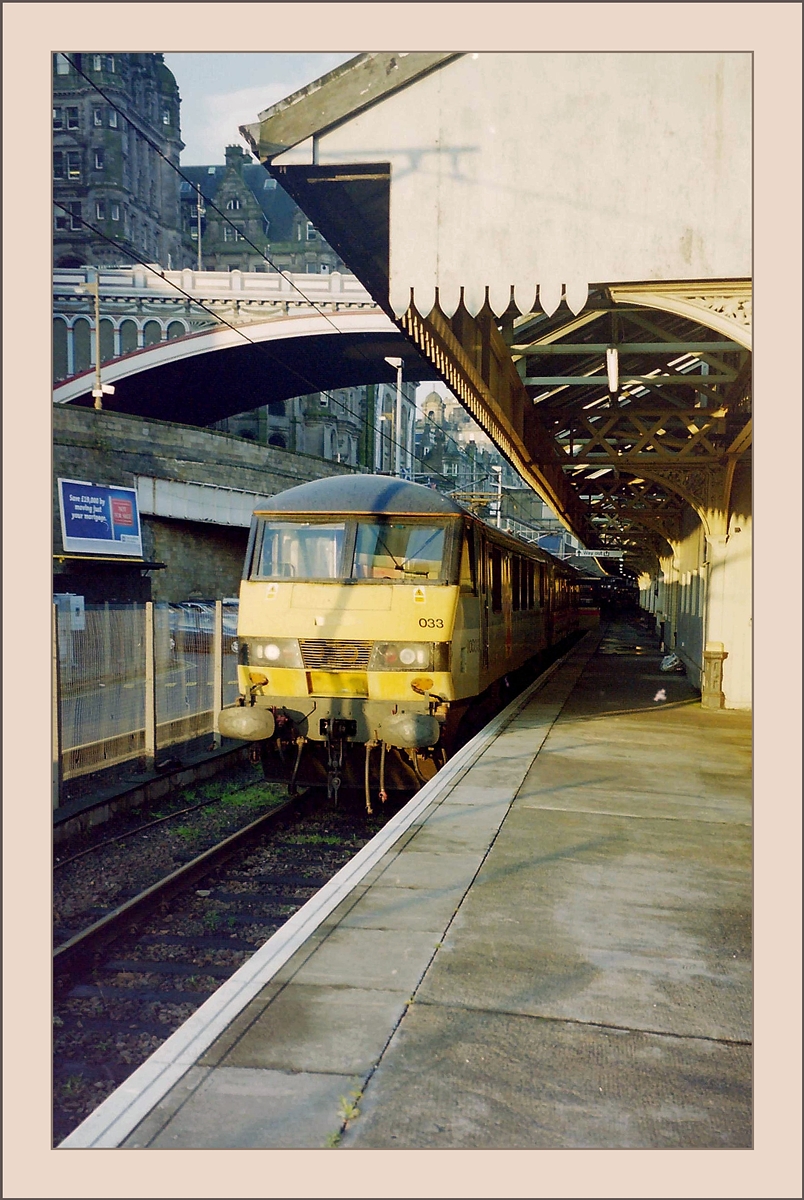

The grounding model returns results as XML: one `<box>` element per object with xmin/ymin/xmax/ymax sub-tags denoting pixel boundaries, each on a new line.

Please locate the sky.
<box><xmin>163</xmin><ymin>53</ymin><xmax>355</xmax><ymax>165</ymax></box>
<box><xmin>162</xmin><ymin>51</ymin><xmax>447</xmax><ymax>409</ymax></box>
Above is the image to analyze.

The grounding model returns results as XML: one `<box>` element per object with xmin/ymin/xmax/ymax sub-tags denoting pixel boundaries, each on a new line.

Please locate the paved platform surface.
<box><xmin>66</xmin><ymin>620</ymin><xmax>753</xmax><ymax>1150</ymax></box>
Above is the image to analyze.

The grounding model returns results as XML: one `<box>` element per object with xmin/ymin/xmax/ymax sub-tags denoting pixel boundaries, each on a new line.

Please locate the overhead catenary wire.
<box><xmin>53</xmin><ymin>203</ymin><xmax>462</xmax><ymax>492</ymax></box>
<box><xmin>57</xmin><ymin>55</ymin><xmax>470</xmax><ymax>483</ymax></box>
<box><xmin>55</xmin><ymin>54</ymin><xmax>542</xmax><ymax>499</ymax></box>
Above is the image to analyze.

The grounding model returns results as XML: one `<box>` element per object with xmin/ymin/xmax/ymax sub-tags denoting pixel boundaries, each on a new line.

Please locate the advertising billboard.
<box><xmin>58</xmin><ymin>479</ymin><xmax>143</xmax><ymax>557</ymax></box>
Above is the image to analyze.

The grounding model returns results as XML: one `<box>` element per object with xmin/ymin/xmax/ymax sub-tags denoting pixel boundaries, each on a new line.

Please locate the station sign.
<box><xmin>576</xmin><ymin>548</ymin><xmax>624</xmax><ymax>558</ymax></box>
<box><xmin>58</xmin><ymin>479</ymin><xmax>143</xmax><ymax>557</ymax></box>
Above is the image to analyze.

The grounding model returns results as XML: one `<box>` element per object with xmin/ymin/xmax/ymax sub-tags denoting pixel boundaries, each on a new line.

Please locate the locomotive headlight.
<box><xmin>369</xmin><ymin>642</ymin><xmax>433</xmax><ymax>671</ymax></box>
<box><xmin>245</xmin><ymin>638</ymin><xmax>303</xmax><ymax>668</ymax></box>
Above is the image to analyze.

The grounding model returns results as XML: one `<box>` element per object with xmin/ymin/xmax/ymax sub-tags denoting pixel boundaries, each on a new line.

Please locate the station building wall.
<box><xmin>638</xmin><ymin>462</ymin><xmax>751</xmax><ymax>710</ymax></box>
<box><xmin>53</xmin><ymin>406</ymin><xmax>354</xmax><ymax>603</ymax></box>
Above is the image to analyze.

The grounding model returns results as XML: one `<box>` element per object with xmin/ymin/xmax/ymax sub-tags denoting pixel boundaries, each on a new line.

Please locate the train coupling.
<box><xmin>319</xmin><ymin>718</ymin><xmax>358</xmax><ymax>740</ymax></box>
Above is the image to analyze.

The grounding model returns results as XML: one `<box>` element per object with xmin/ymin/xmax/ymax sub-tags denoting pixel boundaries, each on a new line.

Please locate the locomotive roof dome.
<box><xmin>255</xmin><ymin>473</ymin><xmax>467</xmax><ymax>517</ymax></box>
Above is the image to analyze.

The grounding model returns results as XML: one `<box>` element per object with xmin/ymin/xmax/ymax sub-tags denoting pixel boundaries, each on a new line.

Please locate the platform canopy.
<box><xmin>242</xmin><ymin>52</ymin><xmax>751</xmax><ymax>322</ymax></box>
<box><xmin>242</xmin><ymin>52</ymin><xmax>752</xmax><ymax>562</ymax></box>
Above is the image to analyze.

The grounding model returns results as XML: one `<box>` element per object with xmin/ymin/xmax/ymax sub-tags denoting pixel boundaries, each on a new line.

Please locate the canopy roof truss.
<box><xmin>241</xmin><ymin>52</ymin><xmax>752</xmax><ymax>569</ymax></box>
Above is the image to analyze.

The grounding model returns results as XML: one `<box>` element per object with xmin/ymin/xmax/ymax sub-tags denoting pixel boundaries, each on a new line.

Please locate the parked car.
<box><xmin>168</xmin><ymin>601</ymin><xmax>238</xmax><ymax>654</ymax></box>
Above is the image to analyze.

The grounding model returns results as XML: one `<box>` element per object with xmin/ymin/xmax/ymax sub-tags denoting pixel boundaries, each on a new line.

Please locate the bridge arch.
<box><xmin>53</xmin><ymin>309</ymin><xmax>434</xmax><ymax>426</ymax></box>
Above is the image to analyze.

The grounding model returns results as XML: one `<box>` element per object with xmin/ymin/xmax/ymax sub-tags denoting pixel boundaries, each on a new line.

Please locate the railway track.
<box><xmin>52</xmin><ymin>635</ymin><xmax>584</xmax><ymax>1144</ymax></box>
<box><xmin>53</xmin><ymin>781</ymin><xmax>408</xmax><ymax>1146</ymax></box>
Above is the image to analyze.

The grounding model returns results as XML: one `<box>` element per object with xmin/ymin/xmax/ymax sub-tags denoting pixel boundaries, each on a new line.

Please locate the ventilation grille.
<box><xmin>299</xmin><ymin>639</ymin><xmax>374</xmax><ymax>670</ymax></box>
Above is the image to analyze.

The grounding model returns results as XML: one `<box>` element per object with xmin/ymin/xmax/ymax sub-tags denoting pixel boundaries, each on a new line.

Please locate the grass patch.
<box><xmin>287</xmin><ymin>833</ymin><xmax>342</xmax><ymax>847</ymax></box>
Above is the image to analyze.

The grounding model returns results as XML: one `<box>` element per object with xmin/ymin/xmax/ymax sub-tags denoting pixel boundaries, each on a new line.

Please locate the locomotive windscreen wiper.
<box><xmin>373</xmin><ymin>531</ymin><xmax>429</xmax><ymax>576</ymax></box>
<box><xmin>396</xmin><ymin>528</ymin><xmax>443</xmax><ymax>575</ymax></box>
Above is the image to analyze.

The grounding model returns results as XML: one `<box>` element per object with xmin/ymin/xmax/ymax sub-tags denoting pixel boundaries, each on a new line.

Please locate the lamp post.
<box><xmin>75</xmin><ymin>272</ymin><xmax>115</xmax><ymax>410</ymax></box>
<box><xmin>492</xmin><ymin>464</ymin><xmax>503</xmax><ymax>528</ymax></box>
<box><xmin>196</xmin><ymin>187</ymin><xmax>205</xmax><ymax>271</ymax></box>
<box><xmin>384</xmin><ymin>356</ymin><xmax>403</xmax><ymax>476</ymax></box>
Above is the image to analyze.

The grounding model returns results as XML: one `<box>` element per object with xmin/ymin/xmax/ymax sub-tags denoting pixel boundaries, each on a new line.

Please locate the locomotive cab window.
<box><xmin>252</xmin><ymin>521</ymin><xmax>346</xmax><ymax>579</ymax></box>
<box><xmin>352</xmin><ymin>522</ymin><xmax>446</xmax><ymax>581</ymax></box>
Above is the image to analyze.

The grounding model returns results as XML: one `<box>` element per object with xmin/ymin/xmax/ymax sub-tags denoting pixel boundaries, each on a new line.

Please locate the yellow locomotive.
<box><xmin>218</xmin><ymin>474</ymin><xmax>580</xmax><ymax>808</ymax></box>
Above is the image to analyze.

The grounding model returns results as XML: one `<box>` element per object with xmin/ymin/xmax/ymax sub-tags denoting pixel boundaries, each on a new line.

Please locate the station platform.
<box><xmin>61</xmin><ymin>620</ymin><xmax>752</xmax><ymax>1150</ymax></box>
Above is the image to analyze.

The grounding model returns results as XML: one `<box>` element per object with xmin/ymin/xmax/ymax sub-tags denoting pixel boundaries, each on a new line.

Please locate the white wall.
<box><xmin>275</xmin><ymin>53</ymin><xmax>751</xmax><ymax>317</ymax></box>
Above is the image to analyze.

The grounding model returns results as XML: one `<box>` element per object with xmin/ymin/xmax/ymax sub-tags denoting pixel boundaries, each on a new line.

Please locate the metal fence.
<box><xmin>52</xmin><ymin>601</ymin><xmax>240</xmax><ymax>806</ymax></box>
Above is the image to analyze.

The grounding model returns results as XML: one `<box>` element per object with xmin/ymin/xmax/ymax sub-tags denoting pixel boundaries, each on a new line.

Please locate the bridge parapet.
<box><xmin>54</xmin><ymin>266</ymin><xmax>375</xmax><ymax>307</ymax></box>
<box><xmin>53</xmin><ymin>268</ymin><xmax>381</xmax><ymax>383</ymax></box>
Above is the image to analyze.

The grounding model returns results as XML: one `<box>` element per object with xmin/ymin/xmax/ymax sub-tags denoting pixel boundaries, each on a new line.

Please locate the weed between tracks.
<box><xmin>53</xmin><ymin>772</ymin><xmax>408</xmax><ymax>1147</ymax></box>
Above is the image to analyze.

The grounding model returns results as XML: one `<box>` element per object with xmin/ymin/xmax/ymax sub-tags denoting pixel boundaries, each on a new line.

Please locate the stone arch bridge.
<box><xmin>52</xmin><ymin>267</ymin><xmax>434</xmax><ymax>425</ymax></box>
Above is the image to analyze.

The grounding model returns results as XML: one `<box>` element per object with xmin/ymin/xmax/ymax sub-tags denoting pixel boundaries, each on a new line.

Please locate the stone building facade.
<box><xmin>180</xmin><ymin>146</ymin><xmax>345</xmax><ymax>275</ymax></box>
<box><xmin>53</xmin><ymin>52</ymin><xmax>187</xmax><ymax>269</ymax></box>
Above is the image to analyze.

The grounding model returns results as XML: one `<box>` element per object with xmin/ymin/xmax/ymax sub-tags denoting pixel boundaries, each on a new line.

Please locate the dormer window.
<box><xmin>306</xmin><ymin>222</ymin><xmax>316</xmax><ymax>240</ymax></box>
<box><xmin>55</xmin><ymin>53</ymin><xmax>71</xmax><ymax>75</ymax></box>
<box><xmin>225</xmin><ymin>198</ymin><xmax>241</xmax><ymax>210</ymax></box>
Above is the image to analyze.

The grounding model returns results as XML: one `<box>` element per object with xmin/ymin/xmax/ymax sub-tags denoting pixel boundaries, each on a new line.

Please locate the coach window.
<box><xmin>460</xmin><ymin>530</ymin><xmax>477</xmax><ymax>593</ymax></box>
<box><xmin>511</xmin><ymin>556</ymin><xmax>520</xmax><ymax>611</ymax></box>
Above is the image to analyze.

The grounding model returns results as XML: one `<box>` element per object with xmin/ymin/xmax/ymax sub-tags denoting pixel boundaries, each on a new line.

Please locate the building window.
<box><xmin>69</xmin><ymin>202</ymin><xmax>82</xmax><ymax>231</ymax></box>
<box><xmin>263</xmin><ymin>177</ymin><xmax>276</xmax><ymax>190</ymax></box>
<box><xmin>67</xmin><ymin>151</ymin><xmax>81</xmax><ymax>179</ymax></box>
<box><xmin>306</xmin><ymin>263</ymin><xmax>319</xmax><ymax>273</ymax></box>
<box><xmin>108</xmin><ymin>110</ymin><xmax>118</xmax><ymax>128</ymax></box>
<box><xmin>66</xmin><ymin>107</ymin><xmax>79</xmax><ymax>130</ymax></box>
<box><xmin>53</xmin><ymin>107</ymin><xmax>64</xmax><ymax>130</ymax></box>
<box><xmin>55</xmin><ymin>53</ymin><xmax>71</xmax><ymax>75</ymax></box>
<box><xmin>107</xmin><ymin>55</ymin><xmax>115</xmax><ymax>73</ymax></box>
<box><xmin>96</xmin><ymin>200</ymin><xmax>106</xmax><ymax>220</ymax></box>
<box><xmin>162</xmin><ymin>108</ymin><xmax>170</xmax><ymax>125</ymax></box>
<box><xmin>53</xmin><ymin>151</ymin><xmax>65</xmax><ymax>179</ymax></box>
<box><xmin>225</xmin><ymin>198</ymin><xmax>241</xmax><ymax>210</ymax></box>
<box><xmin>110</xmin><ymin>202</ymin><xmax>120</xmax><ymax>221</ymax></box>
<box><xmin>306</xmin><ymin>222</ymin><xmax>316</xmax><ymax>240</ymax></box>
<box><xmin>94</xmin><ymin>149</ymin><xmax>105</xmax><ymax>170</ymax></box>
<box><xmin>54</xmin><ymin>209</ymin><xmax>69</xmax><ymax>231</ymax></box>
<box><xmin>92</xmin><ymin>54</ymin><xmax>102</xmax><ymax>71</ymax></box>
<box><xmin>93</xmin><ymin>108</ymin><xmax>103</xmax><ymax>126</ymax></box>
<box><xmin>223</xmin><ymin>226</ymin><xmax>234</xmax><ymax>242</ymax></box>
